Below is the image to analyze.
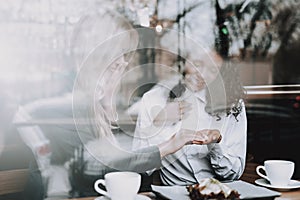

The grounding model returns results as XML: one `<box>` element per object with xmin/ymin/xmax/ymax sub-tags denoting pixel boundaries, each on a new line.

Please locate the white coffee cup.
<box><xmin>256</xmin><ymin>160</ymin><xmax>294</xmax><ymax>186</ymax></box>
<box><xmin>94</xmin><ymin>171</ymin><xmax>141</xmax><ymax>200</ymax></box>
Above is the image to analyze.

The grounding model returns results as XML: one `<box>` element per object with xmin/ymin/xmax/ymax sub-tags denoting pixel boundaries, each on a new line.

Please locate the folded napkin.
<box><xmin>152</xmin><ymin>180</ymin><xmax>281</xmax><ymax>200</ymax></box>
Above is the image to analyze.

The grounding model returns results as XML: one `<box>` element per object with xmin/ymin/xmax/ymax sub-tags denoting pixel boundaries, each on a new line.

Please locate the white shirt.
<box><xmin>133</xmin><ymin>84</ymin><xmax>247</xmax><ymax>185</ymax></box>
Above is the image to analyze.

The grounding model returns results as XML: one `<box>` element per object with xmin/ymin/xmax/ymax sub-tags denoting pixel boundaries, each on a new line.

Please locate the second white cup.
<box><xmin>94</xmin><ymin>171</ymin><xmax>141</xmax><ymax>200</ymax></box>
<box><xmin>256</xmin><ymin>160</ymin><xmax>294</xmax><ymax>186</ymax></box>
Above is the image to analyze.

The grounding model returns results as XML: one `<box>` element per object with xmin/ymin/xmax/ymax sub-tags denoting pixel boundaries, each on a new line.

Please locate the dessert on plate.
<box><xmin>187</xmin><ymin>178</ymin><xmax>240</xmax><ymax>200</ymax></box>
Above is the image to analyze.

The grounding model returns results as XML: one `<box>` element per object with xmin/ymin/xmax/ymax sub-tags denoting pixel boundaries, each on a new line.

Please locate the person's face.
<box><xmin>109</xmin><ymin>55</ymin><xmax>129</xmax><ymax>75</ymax></box>
<box><xmin>97</xmin><ymin>55</ymin><xmax>128</xmax><ymax>101</ymax></box>
<box><xmin>98</xmin><ymin>55</ymin><xmax>129</xmax><ymax>122</ymax></box>
<box><xmin>184</xmin><ymin>52</ymin><xmax>222</xmax><ymax>92</ymax></box>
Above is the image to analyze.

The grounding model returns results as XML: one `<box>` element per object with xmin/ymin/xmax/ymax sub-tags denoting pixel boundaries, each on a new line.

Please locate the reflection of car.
<box><xmin>245</xmin><ymin>85</ymin><xmax>300</xmax><ymax>178</ymax></box>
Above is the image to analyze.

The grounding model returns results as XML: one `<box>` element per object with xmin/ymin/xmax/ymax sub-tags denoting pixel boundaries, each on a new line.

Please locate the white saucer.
<box><xmin>255</xmin><ymin>178</ymin><xmax>300</xmax><ymax>190</ymax></box>
<box><xmin>94</xmin><ymin>194</ymin><xmax>151</xmax><ymax>200</ymax></box>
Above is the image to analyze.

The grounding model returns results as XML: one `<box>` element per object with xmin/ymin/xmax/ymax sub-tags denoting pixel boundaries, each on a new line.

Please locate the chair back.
<box><xmin>0</xmin><ymin>169</ymin><xmax>29</xmax><ymax>196</ymax></box>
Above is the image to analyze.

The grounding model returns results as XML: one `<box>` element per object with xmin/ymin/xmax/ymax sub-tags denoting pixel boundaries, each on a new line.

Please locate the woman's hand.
<box><xmin>190</xmin><ymin>129</ymin><xmax>222</xmax><ymax>145</ymax></box>
<box><xmin>157</xmin><ymin>129</ymin><xmax>221</xmax><ymax>158</ymax></box>
<box><xmin>153</xmin><ymin>101</ymin><xmax>191</xmax><ymax>126</ymax></box>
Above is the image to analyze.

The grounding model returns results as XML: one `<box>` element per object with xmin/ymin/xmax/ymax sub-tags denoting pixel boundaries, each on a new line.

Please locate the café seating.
<box><xmin>239</xmin><ymin>159</ymin><xmax>260</xmax><ymax>184</ymax></box>
<box><xmin>0</xmin><ymin>169</ymin><xmax>29</xmax><ymax>198</ymax></box>
<box><xmin>0</xmin><ymin>144</ymin><xmax>30</xmax><ymax>199</ymax></box>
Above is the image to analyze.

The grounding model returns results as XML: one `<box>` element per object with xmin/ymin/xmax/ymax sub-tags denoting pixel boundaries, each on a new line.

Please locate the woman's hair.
<box><xmin>92</xmin><ymin>100</ymin><xmax>117</xmax><ymax>141</ymax></box>
<box><xmin>72</xmin><ymin>9</ymin><xmax>134</xmax><ymax>69</ymax></box>
<box><xmin>205</xmin><ymin>61</ymin><xmax>245</xmax><ymax>120</ymax></box>
<box><xmin>169</xmin><ymin>59</ymin><xmax>245</xmax><ymax>121</ymax></box>
<box><xmin>72</xmin><ymin>8</ymin><xmax>138</xmax><ymax>142</ymax></box>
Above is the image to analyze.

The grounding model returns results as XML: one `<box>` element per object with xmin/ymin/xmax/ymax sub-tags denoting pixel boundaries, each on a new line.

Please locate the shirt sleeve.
<box><xmin>132</xmin><ymin>87</ymin><xmax>167</xmax><ymax>150</ymax></box>
<box><xmin>207</xmin><ymin>104</ymin><xmax>247</xmax><ymax>180</ymax></box>
<box><xmin>84</xmin><ymin>143</ymin><xmax>162</xmax><ymax>175</ymax></box>
<box><xmin>106</xmin><ymin>146</ymin><xmax>163</xmax><ymax>173</ymax></box>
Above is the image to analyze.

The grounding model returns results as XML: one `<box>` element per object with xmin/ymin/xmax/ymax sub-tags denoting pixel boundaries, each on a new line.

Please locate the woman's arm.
<box><xmin>158</xmin><ymin>129</ymin><xmax>221</xmax><ymax>158</ymax></box>
<box><xmin>207</xmin><ymin>105</ymin><xmax>247</xmax><ymax>180</ymax></box>
<box><xmin>86</xmin><ymin>129</ymin><xmax>213</xmax><ymax>174</ymax></box>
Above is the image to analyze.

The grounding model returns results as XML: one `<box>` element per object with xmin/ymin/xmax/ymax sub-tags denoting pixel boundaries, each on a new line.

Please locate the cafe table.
<box><xmin>66</xmin><ymin>163</ymin><xmax>300</xmax><ymax>200</ymax></box>
<box><xmin>15</xmin><ymin>118</ymin><xmax>300</xmax><ymax>199</ymax></box>
<box><xmin>66</xmin><ymin>188</ymin><xmax>300</xmax><ymax>200</ymax></box>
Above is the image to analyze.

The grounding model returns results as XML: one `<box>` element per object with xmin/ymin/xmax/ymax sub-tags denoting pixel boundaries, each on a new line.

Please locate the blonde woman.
<box><xmin>71</xmin><ymin>8</ymin><xmax>218</xmax><ymax>180</ymax></box>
